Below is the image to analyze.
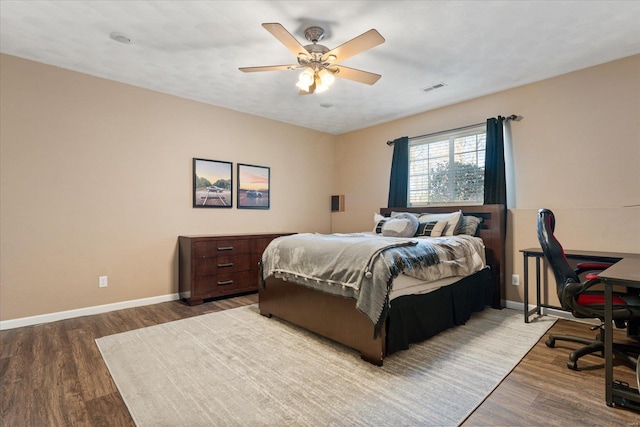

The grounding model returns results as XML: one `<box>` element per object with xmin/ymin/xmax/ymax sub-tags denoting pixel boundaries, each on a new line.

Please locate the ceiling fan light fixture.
<box><xmin>298</xmin><ymin>69</ymin><xmax>314</xmax><ymax>85</ymax></box>
<box><xmin>315</xmin><ymin>80</ymin><xmax>329</xmax><ymax>93</ymax></box>
<box><xmin>297</xmin><ymin>69</ymin><xmax>316</xmax><ymax>91</ymax></box>
<box><xmin>296</xmin><ymin>80</ymin><xmax>311</xmax><ymax>92</ymax></box>
<box><xmin>316</xmin><ymin>69</ymin><xmax>335</xmax><ymax>92</ymax></box>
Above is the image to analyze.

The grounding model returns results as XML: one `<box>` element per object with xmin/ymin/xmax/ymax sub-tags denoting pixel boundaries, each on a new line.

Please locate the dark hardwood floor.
<box><xmin>1</xmin><ymin>295</ymin><xmax>638</xmax><ymax>426</ymax></box>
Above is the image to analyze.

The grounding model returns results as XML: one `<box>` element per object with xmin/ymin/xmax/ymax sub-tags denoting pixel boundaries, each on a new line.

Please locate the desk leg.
<box><xmin>604</xmin><ymin>281</ymin><xmax>613</xmax><ymax>406</ymax></box>
<box><xmin>523</xmin><ymin>254</ymin><xmax>529</xmax><ymax>323</ymax></box>
<box><xmin>535</xmin><ymin>257</ymin><xmax>541</xmax><ymax>316</ymax></box>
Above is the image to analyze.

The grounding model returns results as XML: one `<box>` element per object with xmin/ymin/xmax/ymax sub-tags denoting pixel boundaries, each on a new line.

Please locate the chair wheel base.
<box><xmin>567</xmin><ymin>360</ymin><xmax>578</xmax><ymax>370</ymax></box>
<box><xmin>545</xmin><ymin>338</ymin><xmax>555</xmax><ymax>348</ymax></box>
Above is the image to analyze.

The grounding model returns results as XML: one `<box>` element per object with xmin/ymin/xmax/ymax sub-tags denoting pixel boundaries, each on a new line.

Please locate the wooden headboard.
<box><xmin>380</xmin><ymin>205</ymin><xmax>505</xmax><ymax>309</ymax></box>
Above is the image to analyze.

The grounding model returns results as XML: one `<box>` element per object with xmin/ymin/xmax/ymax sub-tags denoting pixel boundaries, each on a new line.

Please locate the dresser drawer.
<box><xmin>194</xmin><ymin>254</ymin><xmax>252</xmax><ymax>276</ymax></box>
<box><xmin>193</xmin><ymin>271</ymin><xmax>254</xmax><ymax>297</ymax></box>
<box><xmin>194</xmin><ymin>239</ymin><xmax>250</xmax><ymax>258</ymax></box>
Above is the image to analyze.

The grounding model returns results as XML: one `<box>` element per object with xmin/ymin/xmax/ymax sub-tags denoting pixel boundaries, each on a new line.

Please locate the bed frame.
<box><xmin>259</xmin><ymin>204</ymin><xmax>505</xmax><ymax>365</ymax></box>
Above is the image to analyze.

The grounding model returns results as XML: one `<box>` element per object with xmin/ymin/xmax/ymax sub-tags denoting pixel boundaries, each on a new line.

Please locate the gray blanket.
<box><xmin>261</xmin><ymin>233</ymin><xmax>440</xmax><ymax>336</ymax></box>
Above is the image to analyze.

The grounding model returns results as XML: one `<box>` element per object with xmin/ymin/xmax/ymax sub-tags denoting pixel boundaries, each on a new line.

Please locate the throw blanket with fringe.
<box><xmin>261</xmin><ymin>233</ymin><xmax>440</xmax><ymax>337</ymax></box>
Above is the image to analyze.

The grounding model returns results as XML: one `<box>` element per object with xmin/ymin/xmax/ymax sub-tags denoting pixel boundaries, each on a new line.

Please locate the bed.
<box><xmin>259</xmin><ymin>204</ymin><xmax>505</xmax><ymax>365</ymax></box>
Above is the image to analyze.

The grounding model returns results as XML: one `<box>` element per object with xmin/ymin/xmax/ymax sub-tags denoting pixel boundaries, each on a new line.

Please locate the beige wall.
<box><xmin>333</xmin><ymin>54</ymin><xmax>640</xmax><ymax>306</ymax></box>
<box><xmin>0</xmin><ymin>54</ymin><xmax>337</xmax><ymax>321</ymax></box>
<box><xmin>2</xmin><ymin>53</ymin><xmax>639</xmax><ymax>322</ymax></box>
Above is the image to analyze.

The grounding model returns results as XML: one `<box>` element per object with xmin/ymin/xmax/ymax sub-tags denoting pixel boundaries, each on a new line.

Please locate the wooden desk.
<box><xmin>520</xmin><ymin>248</ymin><xmax>640</xmax><ymax>323</ymax></box>
<box><xmin>599</xmin><ymin>258</ymin><xmax>640</xmax><ymax>409</ymax></box>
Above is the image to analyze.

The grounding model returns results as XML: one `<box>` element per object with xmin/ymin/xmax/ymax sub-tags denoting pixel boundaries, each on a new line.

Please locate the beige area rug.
<box><xmin>96</xmin><ymin>305</ymin><xmax>555</xmax><ymax>427</ymax></box>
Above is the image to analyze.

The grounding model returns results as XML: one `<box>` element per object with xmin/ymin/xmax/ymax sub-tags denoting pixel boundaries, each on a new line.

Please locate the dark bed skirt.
<box><xmin>386</xmin><ymin>266</ymin><xmax>496</xmax><ymax>355</ymax></box>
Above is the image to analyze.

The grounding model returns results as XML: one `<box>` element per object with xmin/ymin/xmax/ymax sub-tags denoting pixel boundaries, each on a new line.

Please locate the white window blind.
<box><xmin>408</xmin><ymin>125</ymin><xmax>486</xmax><ymax>206</ymax></box>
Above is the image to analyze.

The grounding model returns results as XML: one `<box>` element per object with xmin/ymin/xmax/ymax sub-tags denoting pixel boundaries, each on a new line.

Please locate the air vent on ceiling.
<box><xmin>422</xmin><ymin>82</ymin><xmax>447</xmax><ymax>92</ymax></box>
<box><xmin>109</xmin><ymin>31</ymin><xmax>132</xmax><ymax>44</ymax></box>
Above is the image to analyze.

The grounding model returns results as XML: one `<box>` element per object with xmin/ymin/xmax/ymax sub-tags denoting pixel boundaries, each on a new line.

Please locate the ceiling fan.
<box><xmin>239</xmin><ymin>23</ymin><xmax>385</xmax><ymax>95</ymax></box>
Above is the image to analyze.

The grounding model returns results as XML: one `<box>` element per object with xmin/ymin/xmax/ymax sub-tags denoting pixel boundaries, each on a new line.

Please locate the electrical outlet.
<box><xmin>511</xmin><ymin>274</ymin><xmax>520</xmax><ymax>286</ymax></box>
<box><xmin>99</xmin><ymin>276</ymin><xmax>108</xmax><ymax>288</ymax></box>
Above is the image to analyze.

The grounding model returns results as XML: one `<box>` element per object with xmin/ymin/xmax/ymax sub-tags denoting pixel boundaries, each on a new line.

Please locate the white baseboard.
<box><xmin>1</xmin><ymin>296</ymin><xmax>595</xmax><ymax>331</ymax></box>
<box><xmin>502</xmin><ymin>299</ymin><xmax>599</xmax><ymax>325</ymax></box>
<box><xmin>0</xmin><ymin>293</ymin><xmax>181</xmax><ymax>330</ymax></box>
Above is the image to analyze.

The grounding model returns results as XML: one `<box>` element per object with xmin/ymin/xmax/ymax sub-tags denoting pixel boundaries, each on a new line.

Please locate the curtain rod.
<box><xmin>386</xmin><ymin>114</ymin><xmax>521</xmax><ymax>145</ymax></box>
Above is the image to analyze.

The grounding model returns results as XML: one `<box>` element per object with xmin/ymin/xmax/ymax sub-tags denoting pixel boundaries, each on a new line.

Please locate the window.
<box><xmin>408</xmin><ymin>125</ymin><xmax>486</xmax><ymax>206</ymax></box>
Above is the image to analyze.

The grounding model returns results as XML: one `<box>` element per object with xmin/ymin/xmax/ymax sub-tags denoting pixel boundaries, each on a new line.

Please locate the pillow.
<box><xmin>458</xmin><ymin>215</ymin><xmax>483</xmax><ymax>236</ymax></box>
<box><xmin>417</xmin><ymin>210</ymin><xmax>462</xmax><ymax>236</ymax></box>
<box><xmin>373</xmin><ymin>213</ymin><xmax>387</xmax><ymax>234</ymax></box>
<box><xmin>390</xmin><ymin>211</ymin><xmax>420</xmax><ymax>218</ymax></box>
<box><xmin>373</xmin><ymin>212</ymin><xmax>419</xmax><ymax>237</ymax></box>
<box><xmin>381</xmin><ymin>218</ymin><xmax>418</xmax><ymax>237</ymax></box>
<box><xmin>414</xmin><ymin>220</ymin><xmax>448</xmax><ymax>237</ymax></box>
<box><xmin>391</xmin><ymin>212</ymin><xmax>419</xmax><ymax>233</ymax></box>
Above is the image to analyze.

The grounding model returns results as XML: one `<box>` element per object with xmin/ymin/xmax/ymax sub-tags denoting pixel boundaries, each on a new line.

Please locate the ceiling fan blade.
<box><xmin>323</xmin><ymin>29</ymin><xmax>384</xmax><ymax>63</ymax></box>
<box><xmin>239</xmin><ymin>65</ymin><xmax>300</xmax><ymax>73</ymax></box>
<box><xmin>333</xmin><ymin>66</ymin><xmax>382</xmax><ymax>85</ymax></box>
<box><xmin>262</xmin><ymin>23</ymin><xmax>309</xmax><ymax>59</ymax></box>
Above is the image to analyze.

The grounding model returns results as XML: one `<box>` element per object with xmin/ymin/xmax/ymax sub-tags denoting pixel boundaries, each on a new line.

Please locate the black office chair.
<box><xmin>537</xmin><ymin>208</ymin><xmax>640</xmax><ymax>370</ymax></box>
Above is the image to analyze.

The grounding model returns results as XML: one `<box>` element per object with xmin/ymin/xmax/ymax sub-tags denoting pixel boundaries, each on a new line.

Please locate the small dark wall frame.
<box><xmin>193</xmin><ymin>158</ymin><xmax>233</xmax><ymax>208</ymax></box>
<box><xmin>331</xmin><ymin>195</ymin><xmax>345</xmax><ymax>212</ymax></box>
<box><xmin>237</xmin><ymin>163</ymin><xmax>270</xmax><ymax>210</ymax></box>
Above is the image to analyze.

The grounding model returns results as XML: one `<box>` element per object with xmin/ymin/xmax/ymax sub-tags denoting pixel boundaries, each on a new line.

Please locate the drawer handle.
<box><xmin>218</xmin><ymin>263</ymin><xmax>234</xmax><ymax>268</ymax></box>
<box><xmin>217</xmin><ymin>280</ymin><xmax>234</xmax><ymax>286</ymax></box>
<box><xmin>217</xmin><ymin>246</ymin><xmax>234</xmax><ymax>251</ymax></box>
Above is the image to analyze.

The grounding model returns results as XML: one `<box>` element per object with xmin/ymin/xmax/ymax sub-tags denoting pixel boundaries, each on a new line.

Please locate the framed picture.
<box><xmin>237</xmin><ymin>163</ymin><xmax>270</xmax><ymax>209</ymax></box>
<box><xmin>192</xmin><ymin>158</ymin><xmax>233</xmax><ymax>208</ymax></box>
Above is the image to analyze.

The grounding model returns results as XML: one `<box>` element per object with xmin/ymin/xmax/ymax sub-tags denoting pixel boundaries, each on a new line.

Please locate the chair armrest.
<box><xmin>572</xmin><ymin>277</ymin><xmax>604</xmax><ymax>294</ymax></box>
<box><xmin>575</xmin><ymin>262</ymin><xmax>613</xmax><ymax>276</ymax></box>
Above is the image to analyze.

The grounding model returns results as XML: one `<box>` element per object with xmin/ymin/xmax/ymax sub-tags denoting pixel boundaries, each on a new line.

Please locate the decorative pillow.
<box><xmin>381</xmin><ymin>218</ymin><xmax>417</xmax><ymax>237</ymax></box>
<box><xmin>373</xmin><ymin>213</ymin><xmax>387</xmax><ymax>234</ymax></box>
<box><xmin>391</xmin><ymin>212</ymin><xmax>419</xmax><ymax>234</ymax></box>
<box><xmin>458</xmin><ymin>215</ymin><xmax>483</xmax><ymax>236</ymax></box>
<box><xmin>417</xmin><ymin>210</ymin><xmax>463</xmax><ymax>236</ymax></box>
<box><xmin>373</xmin><ymin>212</ymin><xmax>419</xmax><ymax>237</ymax></box>
<box><xmin>414</xmin><ymin>220</ymin><xmax>448</xmax><ymax>237</ymax></box>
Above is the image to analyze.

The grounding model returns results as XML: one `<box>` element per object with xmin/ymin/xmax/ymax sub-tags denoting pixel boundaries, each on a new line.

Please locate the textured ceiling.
<box><xmin>1</xmin><ymin>1</ymin><xmax>639</xmax><ymax>135</ymax></box>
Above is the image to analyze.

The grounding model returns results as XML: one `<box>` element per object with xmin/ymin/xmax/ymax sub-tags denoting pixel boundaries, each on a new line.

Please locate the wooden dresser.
<box><xmin>178</xmin><ymin>233</ymin><xmax>290</xmax><ymax>305</ymax></box>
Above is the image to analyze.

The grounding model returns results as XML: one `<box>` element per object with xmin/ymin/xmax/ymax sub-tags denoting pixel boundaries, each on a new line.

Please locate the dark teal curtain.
<box><xmin>483</xmin><ymin>117</ymin><xmax>506</xmax><ymax>205</ymax></box>
<box><xmin>387</xmin><ymin>136</ymin><xmax>409</xmax><ymax>208</ymax></box>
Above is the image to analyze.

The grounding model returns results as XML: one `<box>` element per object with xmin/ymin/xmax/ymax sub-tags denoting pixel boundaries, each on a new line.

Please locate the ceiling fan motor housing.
<box><xmin>298</xmin><ymin>43</ymin><xmax>331</xmax><ymax>70</ymax></box>
<box><xmin>304</xmin><ymin>26</ymin><xmax>326</xmax><ymax>43</ymax></box>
